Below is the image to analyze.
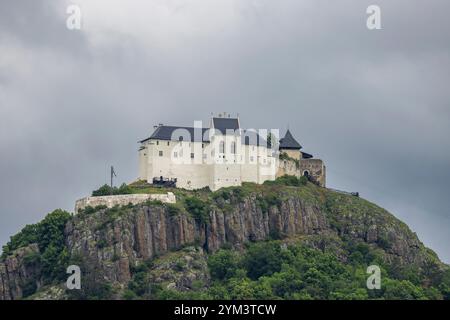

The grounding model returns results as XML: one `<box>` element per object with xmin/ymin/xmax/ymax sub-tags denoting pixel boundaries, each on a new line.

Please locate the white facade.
<box><xmin>138</xmin><ymin>116</ymin><xmax>279</xmax><ymax>191</ymax></box>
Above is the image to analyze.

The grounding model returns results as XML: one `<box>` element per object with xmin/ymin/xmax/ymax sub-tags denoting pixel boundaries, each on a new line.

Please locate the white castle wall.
<box><xmin>74</xmin><ymin>192</ymin><xmax>176</xmax><ymax>214</ymax></box>
<box><xmin>139</xmin><ymin>136</ymin><xmax>279</xmax><ymax>191</ymax></box>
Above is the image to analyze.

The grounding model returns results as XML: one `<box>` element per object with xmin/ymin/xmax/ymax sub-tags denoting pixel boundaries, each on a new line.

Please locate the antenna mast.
<box><xmin>110</xmin><ymin>166</ymin><xmax>117</xmax><ymax>195</ymax></box>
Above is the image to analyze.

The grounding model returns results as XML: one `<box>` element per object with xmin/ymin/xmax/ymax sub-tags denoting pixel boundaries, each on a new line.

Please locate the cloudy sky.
<box><xmin>0</xmin><ymin>0</ymin><xmax>449</xmax><ymax>263</ymax></box>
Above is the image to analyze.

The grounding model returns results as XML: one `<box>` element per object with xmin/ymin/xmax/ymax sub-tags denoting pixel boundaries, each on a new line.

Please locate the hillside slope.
<box><xmin>1</xmin><ymin>179</ymin><xmax>449</xmax><ymax>300</ymax></box>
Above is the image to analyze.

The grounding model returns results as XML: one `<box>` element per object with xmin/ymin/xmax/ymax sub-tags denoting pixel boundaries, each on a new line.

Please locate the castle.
<box><xmin>138</xmin><ymin>114</ymin><xmax>325</xmax><ymax>191</ymax></box>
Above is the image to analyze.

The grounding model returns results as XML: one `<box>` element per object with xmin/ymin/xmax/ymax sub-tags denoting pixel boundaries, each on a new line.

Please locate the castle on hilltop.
<box><xmin>138</xmin><ymin>114</ymin><xmax>325</xmax><ymax>191</ymax></box>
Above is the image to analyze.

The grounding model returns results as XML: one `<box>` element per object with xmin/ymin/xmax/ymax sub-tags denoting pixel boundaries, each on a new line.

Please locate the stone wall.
<box><xmin>74</xmin><ymin>193</ymin><xmax>176</xmax><ymax>214</ymax></box>
<box><xmin>299</xmin><ymin>159</ymin><xmax>326</xmax><ymax>187</ymax></box>
<box><xmin>276</xmin><ymin>159</ymin><xmax>301</xmax><ymax>178</ymax></box>
<box><xmin>276</xmin><ymin>158</ymin><xmax>326</xmax><ymax>187</ymax></box>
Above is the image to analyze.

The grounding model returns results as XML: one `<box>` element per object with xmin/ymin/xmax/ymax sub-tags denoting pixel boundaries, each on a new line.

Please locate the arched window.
<box><xmin>219</xmin><ymin>141</ymin><xmax>225</xmax><ymax>153</ymax></box>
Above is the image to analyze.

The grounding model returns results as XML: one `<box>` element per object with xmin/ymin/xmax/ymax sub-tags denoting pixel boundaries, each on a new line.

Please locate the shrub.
<box><xmin>243</xmin><ymin>242</ymin><xmax>286</xmax><ymax>280</ymax></box>
<box><xmin>122</xmin><ymin>289</ymin><xmax>138</xmax><ymax>300</ymax></box>
<box><xmin>166</xmin><ymin>203</ymin><xmax>182</xmax><ymax>216</ymax></box>
<box><xmin>184</xmin><ymin>197</ymin><xmax>210</xmax><ymax>224</ymax></box>
<box><xmin>92</xmin><ymin>183</ymin><xmax>133</xmax><ymax>197</ymax></box>
<box><xmin>92</xmin><ymin>184</ymin><xmax>114</xmax><ymax>196</ymax></box>
<box><xmin>23</xmin><ymin>251</ymin><xmax>41</xmax><ymax>267</ymax></box>
<box><xmin>264</xmin><ymin>175</ymin><xmax>307</xmax><ymax>187</ymax></box>
<box><xmin>208</xmin><ymin>249</ymin><xmax>241</xmax><ymax>281</ymax></box>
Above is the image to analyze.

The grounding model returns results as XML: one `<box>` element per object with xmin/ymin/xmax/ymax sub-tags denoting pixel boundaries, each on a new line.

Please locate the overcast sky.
<box><xmin>0</xmin><ymin>0</ymin><xmax>449</xmax><ymax>263</ymax></box>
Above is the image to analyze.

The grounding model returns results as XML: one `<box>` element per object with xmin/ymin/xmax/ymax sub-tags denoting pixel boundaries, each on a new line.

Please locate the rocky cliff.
<box><xmin>0</xmin><ymin>181</ymin><xmax>447</xmax><ymax>300</ymax></box>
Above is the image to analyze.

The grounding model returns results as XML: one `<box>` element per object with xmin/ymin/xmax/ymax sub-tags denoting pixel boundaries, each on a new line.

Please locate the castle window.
<box><xmin>191</xmin><ymin>153</ymin><xmax>195</xmax><ymax>159</ymax></box>
<box><xmin>203</xmin><ymin>153</ymin><xmax>207</xmax><ymax>160</ymax></box>
<box><xmin>156</xmin><ymin>141</ymin><xmax>159</xmax><ymax>145</ymax></box>
<box><xmin>159</xmin><ymin>151</ymin><xmax>163</xmax><ymax>157</ymax></box>
<box><xmin>167</xmin><ymin>141</ymin><xmax>170</xmax><ymax>146</ymax></box>
<box><xmin>174</xmin><ymin>152</ymin><xmax>178</xmax><ymax>158</ymax></box>
<box><xmin>219</xmin><ymin>141</ymin><xmax>225</xmax><ymax>153</ymax></box>
<box><xmin>231</xmin><ymin>141</ymin><xmax>236</xmax><ymax>154</ymax></box>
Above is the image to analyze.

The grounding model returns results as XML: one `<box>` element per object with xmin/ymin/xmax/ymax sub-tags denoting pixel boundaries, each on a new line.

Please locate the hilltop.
<box><xmin>1</xmin><ymin>177</ymin><xmax>449</xmax><ymax>300</ymax></box>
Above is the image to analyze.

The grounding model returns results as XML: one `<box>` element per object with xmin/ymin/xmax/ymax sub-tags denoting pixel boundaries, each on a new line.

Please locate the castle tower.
<box><xmin>279</xmin><ymin>129</ymin><xmax>302</xmax><ymax>161</ymax></box>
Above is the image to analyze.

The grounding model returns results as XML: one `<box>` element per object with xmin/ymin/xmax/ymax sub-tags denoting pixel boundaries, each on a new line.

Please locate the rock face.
<box><xmin>0</xmin><ymin>184</ymin><xmax>445</xmax><ymax>299</ymax></box>
<box><xmin>64</xmin><ymin>194</ymin><xmax>328</xmax><ymax>287</ymax></box>
<box><xmin>147</xmin><ymin>246</ymin><xmax>210</xmax><ymax>292</ymax></box>
<box><xmin>0</xmin><ymin>244</ymin><xmax>41</xmax><ymax>300</ymax></box>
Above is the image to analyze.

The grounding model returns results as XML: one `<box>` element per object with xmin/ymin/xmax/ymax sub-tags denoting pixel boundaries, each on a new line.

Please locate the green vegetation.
<box><xmin>92</xmin><ymin>181</ymin><xmax>169</xmax><ymax>197</ymax></box>
<box><xmin>263</xmin><ymin>175</ymin><xmax>308</xmax><ymax>187</ymax></box>
<box><xmin>279</xmin><ymin>152</ymin><xmax>300</xmax><ymax>168</ymax></box>
<box><xmin>1</xmin><ymin>209</ymin><xmax>72</xmax><ymax>293</ymax></box>
<box><xmin>204</xmin><ymin>240</ymin><xmax>445</xmax><ymax>300</ymax></box>
<box><xmin>92</xmin><ymin>183</ymin><xmax>133</xmax><ymax>196</ymax></box>
<box><xmin>184</xmin><ymin>197</ymin><xmax>211</xmax><ymax>224</ymax></box>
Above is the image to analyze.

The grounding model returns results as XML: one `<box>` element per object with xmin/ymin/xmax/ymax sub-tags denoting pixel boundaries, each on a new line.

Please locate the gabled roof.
<box><xmin>279</xmin><ymin>130</ymin><xmax>302</xmax><ymax>150</ymax></box>
<box><xmin>140</xmin><ymin>126</ymin><xmax>209</xmax><ymax>143</ymax></box>
<box><xmin>212</xmin><ymin>117</ymin><xmax>240</xmax><ymax>134</ymax></box>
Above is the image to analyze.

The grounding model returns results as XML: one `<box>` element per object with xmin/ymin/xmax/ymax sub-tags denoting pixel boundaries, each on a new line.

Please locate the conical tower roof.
<box><xmin>279</xmin><ymin>129</ymin><xmax>302</xmax><ymax>150</ymax></box>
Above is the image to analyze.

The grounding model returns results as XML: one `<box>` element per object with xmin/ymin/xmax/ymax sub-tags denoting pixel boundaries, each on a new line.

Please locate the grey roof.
<box><xmin>212</xmin><ymin>117</ymin><xmax>240</xmax><ymax>134</ymax></box>
<box><xmin>140</xmin><ymin>126</ymin><xmax>209</xmax><ymax>143</ymax></box>
<box><xmin>301</xmin><ymin>151</ymin><xmax>313</xmax><ymax>159</ymax></box>
<box><xmin>140</xmin><ymin>125</ymin><xmax>270</xmax><ymax>147</ymax></box>
<box><xmin>279</xmin><ymin>129</ymin><xmax>302</xmax><ymax>150</ymax></box>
